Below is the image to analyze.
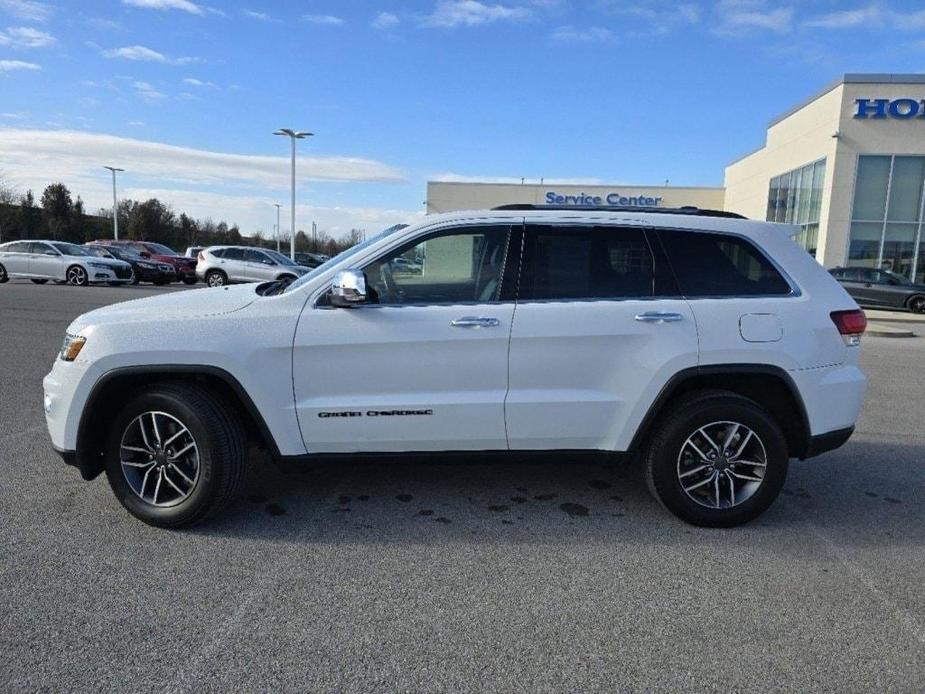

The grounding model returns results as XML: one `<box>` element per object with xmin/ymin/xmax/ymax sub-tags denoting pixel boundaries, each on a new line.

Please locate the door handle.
<box><xmin>451</xmin><ymin>316</ymin><xmax>501</xmax><ymax>328</ymax></box>
<box><xmin>635</xmin><ymin>312</ymin><xmax>684</xmax><ymax>323</ymax></box>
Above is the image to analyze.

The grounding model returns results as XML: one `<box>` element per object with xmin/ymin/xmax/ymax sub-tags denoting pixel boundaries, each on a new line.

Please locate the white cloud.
<box><xmin>0</xmin><ymin>0</ymin><xmax>50</xmax><ymax>22</ymax></box>
<box><xmin>372</xmin><ymin>11</ymin><xmax>400</xmax><ymax>30</ymax></box>
<box><xmin>0</xmin><ymin>26</ymin><xmax>55</xmax><ymax>48</ymax></box>
<box><xmin>183</xmin><ymin>77</ymin><xmax>216</xmax><ymax>88</ymax></box>
<box><xmin>422</xmin><ymin>1</ymin><xmax>530</xmax><ymax>28</ymax></box>
<box><xmin>127</xmin><ymin>120</ymin><xmax>145</xmax><ymax>126</ymax></box>
<box><xmin>302</xmin><ymin>14</ymin><xmax>344</xmax><ymax>25</ymax></box>
<box><xmin>86</xmin><ymin>17</ymin><xmax>124</xmax><ymax>31</ymax></box>
<box><xmin>803</xmin><ymin>5</ymin><xmax>882</xmax><ymax>29</ymax></box>
<box><xmin>133</xmin><ymin>80</ymin><xmax>166</xmax><ymax>102</ymax></box>
<box><xmin>0</xmin><ymin>129</ymin><xmax>405</xmax><ymax>190</ymax></box>
<box><xmin>242</xmin><ymin>9</ymin><xmax>274</xmax><ymax>21</ymax></box>
<box><xmin>102</xmin><ymin>44</ymin><xmax>198</xmax><ymax>65</ymax></box>
<box><xmin>0</xmin><ymin>58</ymin><xmax>39</xmax><ymax>70</ymax></box>
<box><xmin>122</xmin><ymin>0</ymin><xmax>204</xmax><ymax>16</ymax></box>
<box><xmin>714</xmin><ymin>1</ymin><xmax>793</xmax><ymax>35</ymax></box>
<box><xmin>550</xmin><ymin>25</ymin><xmax>613</xmax><ymax>42</ymax></box>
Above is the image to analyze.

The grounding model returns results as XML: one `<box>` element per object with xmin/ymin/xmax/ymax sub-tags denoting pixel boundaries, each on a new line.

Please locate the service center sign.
<box><xmin>545</xmin><ymin>191</ymin><xmax>664</xmax><ymax>207</ymax></box>
<box><xmin>855</xmin><ymin>98</ymin><xmax>925</xmax><ymax>119</ymax></box>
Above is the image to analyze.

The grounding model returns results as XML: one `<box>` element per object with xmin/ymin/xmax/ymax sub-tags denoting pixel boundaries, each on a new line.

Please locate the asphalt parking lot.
<box><xmin>1</xmin><ymin>280</ymin><xmax>923</xmax><ymax>693</ymax></box>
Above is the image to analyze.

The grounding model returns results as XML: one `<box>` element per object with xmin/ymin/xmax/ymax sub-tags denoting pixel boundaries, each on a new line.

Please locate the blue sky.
<box><xmin>1</xmin><ymin>0</ymin><xmax>925</xmax><ymax>237</ymax></box>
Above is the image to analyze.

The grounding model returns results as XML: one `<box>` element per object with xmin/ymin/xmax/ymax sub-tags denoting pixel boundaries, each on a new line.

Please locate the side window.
<box><xmin>658</xmin><ymin>230</ymin><xmax>792</xmax><ymax>297</ymax></box>
<box><xmin>362</xmin><ymin>226</ymin><xmax>510</xmax><ymax>305</ymax></box>
<box><xmin>5</xmin><ymin>241</ymin><xmax>29</xmax><ymax>253</ymax></box>
<box><xmin>223</xmin><ymin>248</ymin><xmax>246</xmax><ymax>261</ymax></box>
<box><xmin>519</xmin><ymin>225</ymin><xmax>656</xmax><ymax>300</ymax></box>
<box><xmin>211</xmin><ymin>248</ymin><xmax>225</xmax><ymax>258</ymax></box>
<box><xmin>34</xmin><ymin>242</ymin><xmax>56</xmax><ymax>255</ymax></box>
<box><xmin>860</xmin><ymin>269</ymin><xmax>878</xmax><ymax>283</ymax></box>
<box><xmin>247</xmin><ymin>250</ymin><xmax>272</xmax><ymax>264</ymax></box>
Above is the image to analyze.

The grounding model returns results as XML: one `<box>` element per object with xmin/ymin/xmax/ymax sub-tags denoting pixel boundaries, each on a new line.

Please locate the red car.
<box><xmin>94</xmin><ymin>240</ymin><xmax>197</xmax><ymax>284</ymax></box>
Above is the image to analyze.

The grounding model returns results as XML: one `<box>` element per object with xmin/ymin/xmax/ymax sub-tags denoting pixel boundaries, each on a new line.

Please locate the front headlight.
<box><xmin>60</xmin><ymin>333</ymin><xmax>86</xmax><ymax>361</ymax></box>
<box><xmin>88</xmin><ymin>261</ymin><xmax>111</xmax><ymax>270</ymax></box>
<box><xmin>137</xmin><ymin>261</ymin><xmax>156</xmax><ymax>269</ymax></box>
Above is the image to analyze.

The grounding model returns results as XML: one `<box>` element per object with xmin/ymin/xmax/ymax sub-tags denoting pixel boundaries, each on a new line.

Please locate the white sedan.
<box><xmin>0</xmin><ymin>240</ymin><xmax>134</xmax><ymax>286</ymax></box>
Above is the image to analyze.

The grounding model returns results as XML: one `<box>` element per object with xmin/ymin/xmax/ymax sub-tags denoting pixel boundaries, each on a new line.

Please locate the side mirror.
<box><xmin>330</xmin><ymin>269</ymin><xmax>367</xmax><ymax>307</ymax></box>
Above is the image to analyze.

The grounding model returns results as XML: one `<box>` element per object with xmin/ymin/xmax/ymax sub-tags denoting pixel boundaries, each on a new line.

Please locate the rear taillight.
<box><xmin>831</xmin><ymin>309</ymin><xmax>867</xmax><ymax>346</ymax></box>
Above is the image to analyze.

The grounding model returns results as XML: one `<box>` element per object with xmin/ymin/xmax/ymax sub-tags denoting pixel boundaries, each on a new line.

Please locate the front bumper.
<box><xmin>88</xmin><ymin>267</ymin><xmax>132</xmax><ymax>283</ymax></box>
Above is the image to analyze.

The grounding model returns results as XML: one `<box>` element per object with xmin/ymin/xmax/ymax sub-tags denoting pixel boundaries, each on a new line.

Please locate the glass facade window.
<box><xmin>848</xmin><ymin>155</ymin><xmax>925</xmax><ymax>284</ymax></box>
<box><xmin>766</xmin><ymin>158</ymin><xmax>826</xmax><ymax>257</ymax></box>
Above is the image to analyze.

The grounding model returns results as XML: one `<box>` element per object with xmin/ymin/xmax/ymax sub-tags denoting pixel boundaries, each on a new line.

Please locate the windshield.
<box><xmin>283</xmin><ymin>223</ymin><xmax>409</xmax><ymax>293</ymax></box>
<box><xmin>53</xmin><ymin>242</ymin><xmax>91</xmax><ymax>256</ymax></box>
<box><xmin>264</xmin><ymin>249</ymin><xmax>298</xmax><ymax>266</ymax></box>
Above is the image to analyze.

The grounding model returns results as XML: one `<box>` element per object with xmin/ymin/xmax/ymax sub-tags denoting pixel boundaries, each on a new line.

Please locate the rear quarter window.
<box><xmin>657</xmin><ymin>230</ymin><xmax>792</xmax><ymax>297</ymax></box>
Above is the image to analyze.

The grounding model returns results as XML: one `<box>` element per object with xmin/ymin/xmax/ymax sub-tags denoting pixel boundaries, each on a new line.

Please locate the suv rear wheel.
<box><xmin>104</xmin><ymin>383</ymin><xmax>247</xmax><ymax>528</ymax></box>
<box><xmin>644</xmin><ymin>390</ymin><xmax>788</xmax><ymax>527</ymax></box>
<box><xmin>205</xmin><ymin>269</ymin><xmax>227</xmax><ymax>287</ymax></box>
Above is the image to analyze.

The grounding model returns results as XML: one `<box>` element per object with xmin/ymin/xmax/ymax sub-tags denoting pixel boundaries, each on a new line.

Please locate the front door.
<box><xmin>293</xmin><ymin>224</ymin><xmax>518</xmax><ymax>453</ymax></box>
<box><xmin>505</xmin><ymin>223</ymin><xmax>699</xmax><ymax>451</ymax></box>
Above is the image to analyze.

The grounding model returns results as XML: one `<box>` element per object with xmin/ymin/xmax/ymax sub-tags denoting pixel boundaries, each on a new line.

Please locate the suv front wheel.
<box><xmin>644</xmin><ymin>391</ymin><xmax>788</xmax><ymax>527</ymax></box>
<box><xmin>104</xmin><ymin>383</ymin><xmax>247</xmax><ymax>528</ymax></box>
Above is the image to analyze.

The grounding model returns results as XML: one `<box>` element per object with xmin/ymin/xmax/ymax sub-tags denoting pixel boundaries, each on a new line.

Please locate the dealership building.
<box><xmin>427</xmin><ymin>73</ymin><xmax>925</xmax><ymax>283</ymax></box>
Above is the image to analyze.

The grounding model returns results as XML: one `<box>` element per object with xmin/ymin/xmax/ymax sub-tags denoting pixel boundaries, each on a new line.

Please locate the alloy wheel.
<box><xmin>676</xmin><ymin>421</ymin><xmax>767</xmax><ymax>510</ymax></box>
<box><xmin>119</xmin><ymin>411</ymin><xmax>200</xmax><ymax>507</ymax></box>
<box><xmin>910</xmin><ymin>296</ymin><xmax>925</xmax><ymax>314</ymax></box>
<box><xmin>207</xmin><ymin>272</ymin><xmax>225</xmax><ymax>287</ymax></box>
<box><xmin>67</xmin><ymin>266</ymin><xmax>87</xmax><ymax>285</ymax></box>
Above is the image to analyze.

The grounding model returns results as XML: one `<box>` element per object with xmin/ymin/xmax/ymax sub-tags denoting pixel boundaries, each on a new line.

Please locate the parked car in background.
<box><xmin>184</xmin><ymin>246</ymin><xmax>205</xmax><ymax>258</ymax></box>
<box><xmin>94</xmin><ymin>240</ymin><xmax>198</xmax><ymax>284</ymax></box>
<box><xmin>0</xmin><ymin>240</ymin><xmax>133</xmax><ymax>286</ymax></box>
<box><xmin>196</xmin><ymin>246</ymin><xmax>310</xmax><ymax>286</ymax></box>
<box><xmin>84</xmin><ymin>243</ymin><xmax>176</xmax><ymax>286</ymax></box>
<box><xmin>829</xmin><ymin>267</ymin><xmax>925</xmax><ymax>313</ymax></box>
<box><xmin>293</xmin><ymin>251</ymin><xmax>329</xmax><ymax>269</ymax></box>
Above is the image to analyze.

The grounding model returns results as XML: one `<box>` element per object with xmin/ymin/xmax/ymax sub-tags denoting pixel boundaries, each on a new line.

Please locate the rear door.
<box><xmin>30</xmin><ymin>242</ymin><xmax>63</xmax><ymax>279</ymax></box>
<box><xmin>505</xmin><ymin>223</ymin><xmax>698</xmax><ymax>451</ymax></box>
<box><xmin>220</xmin><ymin>248</ymin><xmax>248</xmax><ymax>281</ymax></box>
<box><xmin>1</xmin><ymin>241</ymin><xmax>32</xmax><ymax>275</ymax></box>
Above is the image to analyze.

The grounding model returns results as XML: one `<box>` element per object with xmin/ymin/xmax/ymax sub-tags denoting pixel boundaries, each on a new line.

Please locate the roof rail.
<box><xmin>491</xmin><ymin>204</ymin><xmax>746</xmax><ymax>220</ymax></box>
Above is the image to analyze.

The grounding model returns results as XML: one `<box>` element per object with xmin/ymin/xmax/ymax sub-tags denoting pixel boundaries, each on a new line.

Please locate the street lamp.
<box><xmin>273</xmin><ymin>128</ymin><xmax>313</xmax><ymax>260</ymax></box>
<box><xmin>273</xmin><ymin>203</ymin><xmax>282</xmax><ymax>253</ymax></box>
<box><xmin>103</xmin><ymin>166</ymin><xmax>124</xmax><ymax>240</ymax></box>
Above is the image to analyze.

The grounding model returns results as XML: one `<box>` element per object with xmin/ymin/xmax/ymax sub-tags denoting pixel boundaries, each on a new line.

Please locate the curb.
<box><xmin>866</xmin><ymin>322</ymin><xmax>916</xmax><ymax>338</ymax></box>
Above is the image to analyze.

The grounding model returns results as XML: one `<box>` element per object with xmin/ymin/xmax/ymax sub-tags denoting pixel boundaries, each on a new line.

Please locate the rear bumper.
<box><xmin>801</xmin><ymin>426</ymin><xmax>854</xmax><ymax>460</ymax></box>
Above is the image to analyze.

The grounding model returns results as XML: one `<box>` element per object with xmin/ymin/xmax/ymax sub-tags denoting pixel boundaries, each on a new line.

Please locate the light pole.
<box><xmin>103</xmin><ymin>166</ymin><xmax>124</xmax><ymax>240</ymax></box>
<box><xmin>273</xmin><ymin>203</ymin><xmax>282</xmax><ymax>253</ymax></box>
<box><xmin>273</xmin><ymin>128</ymin><xmax>313</xmax><ymax>260</ymax></box>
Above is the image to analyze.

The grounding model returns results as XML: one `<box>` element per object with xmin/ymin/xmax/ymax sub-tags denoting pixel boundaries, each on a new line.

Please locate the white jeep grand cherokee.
<box><xmin>43</xmin><ymin>206</ymin><xmax>867</xmax><ymax>528</ymax></box>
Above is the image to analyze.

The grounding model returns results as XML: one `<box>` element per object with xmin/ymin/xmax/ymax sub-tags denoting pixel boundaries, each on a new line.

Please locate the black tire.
<box><xmin>131</xmin><ymin>275</ymin><xmax>140</xmax><ymax>285</ymax></box>
<box><xmin>66</xmin><ymin>264</ymin><xmax>89</xmax><ymax>286</ymax></box>
<box><xmin>643</xmin><ymin>390</ymin><xmax>788</xmax><ymax>528</ymax></box>
<box><xmin>182</xmin><ymin>276</ymin><xmax>198</xmax><ymax>285</ymax></box>
<box><xmin>907</xmin><ymin>294</ymin><xmax>925</xmax><ymax>314</ymax></box>
<box><xmin>31</xmin><ymin>278</ymin><xmax>49</xmax><ymax>285</ymax></box>
<box><xmin>0</xmin><ymin>263</ymin><xmax>7</xmax><ymax>283</ymax></box>
<box><xmin>205</xmin><ymin>269</ymin><xmax>227</xmax><ymax>287</ymax></box>
<box><xmin>104</xmin><ymin>383</ymin><xmax>247</xmax><ymax>528</ymax></box>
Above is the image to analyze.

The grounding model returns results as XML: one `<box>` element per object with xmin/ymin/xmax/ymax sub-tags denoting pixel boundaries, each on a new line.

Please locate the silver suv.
<box><xmin>196</xmin><ymin>246</ymin><xmax>310</xmax><ymax>287</ymax></box>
